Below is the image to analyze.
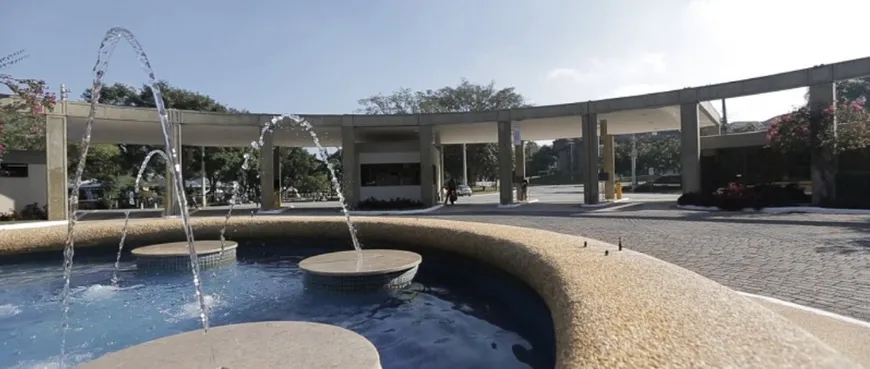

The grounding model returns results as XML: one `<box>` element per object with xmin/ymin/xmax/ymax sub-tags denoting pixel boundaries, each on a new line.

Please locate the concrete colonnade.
<box><xmin>41</xmin><ymin>106</ymin><xmax>714</xmax><ymax>219</ymax></box>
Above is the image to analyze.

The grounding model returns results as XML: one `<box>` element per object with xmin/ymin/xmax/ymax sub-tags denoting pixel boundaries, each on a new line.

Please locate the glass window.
<box><xmin>360</xmin><ymin>163</ymin><xmax>421</xmax><ymax>187</ymax></box>
<box><xmin>0</xmin><ymin>163</ymin><xmax>28</xmax><ymax>178</ymax></box>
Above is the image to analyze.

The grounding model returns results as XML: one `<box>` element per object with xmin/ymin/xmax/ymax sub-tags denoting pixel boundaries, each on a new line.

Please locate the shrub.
<box><xmin>0</xmin><ymin>202</ymin><xmax>48</xmax><ymax>221</ymax></box>
<box><xmin>356</xmin><ymin>197</ymin><xmax>424</xmax><ymax>211</ymax></box>
<box><xmin>678</xmin><ymin>183</ymin><xmax>810</xmax><ymax>211</ymax></box>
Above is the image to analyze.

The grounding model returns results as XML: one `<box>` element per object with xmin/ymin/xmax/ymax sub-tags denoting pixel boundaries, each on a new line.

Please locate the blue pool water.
<box><xmin>0</xmin><ymin>241</ymin><xmax>555</xmax><ymax>369</ymax></box>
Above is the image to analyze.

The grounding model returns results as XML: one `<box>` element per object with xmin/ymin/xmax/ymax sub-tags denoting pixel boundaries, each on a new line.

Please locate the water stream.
<box><xmin>61</xmin><ymin>25</ymin><xmax>369</xmax><ymax>369</ymax></box>
<box><xmin>60</xmin><ymin>27</ymin><xmax>209</xmax><ymax>367</ymax></box>
<box><xmin>111</xmin><ymin>149</ymin><xmax>169</xmax><ymax>286</ymax></box>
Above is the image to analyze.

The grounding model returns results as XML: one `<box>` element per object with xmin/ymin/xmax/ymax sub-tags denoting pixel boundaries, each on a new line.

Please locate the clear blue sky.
<box><xmin>3</xmin><ymin>0</ymin><xmax>868</xmax><ymax>122</ymax></box>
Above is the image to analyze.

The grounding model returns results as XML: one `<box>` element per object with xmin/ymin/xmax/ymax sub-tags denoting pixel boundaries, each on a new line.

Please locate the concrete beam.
<box><xmin>50</xmin><ymin>56</ymin><xmax>870</xmax><ymax>133</ymax></box>
<box><xmin>700</xmin><ymin>132</ymin><xmax>766</xmax><ymax>150</ymax></box>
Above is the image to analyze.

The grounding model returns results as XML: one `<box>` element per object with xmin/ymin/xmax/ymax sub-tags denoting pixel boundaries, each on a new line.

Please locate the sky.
<box><xmin>3</xmin><ymin>0</ymin><xmax>870</xmax><ymax>146</ymax></box>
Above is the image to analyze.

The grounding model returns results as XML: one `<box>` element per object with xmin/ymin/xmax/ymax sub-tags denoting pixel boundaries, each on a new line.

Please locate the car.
<box><xmin>457</xmin><ymin>184</ymin><xmax>473</xmax><ymax>197</ymax></box>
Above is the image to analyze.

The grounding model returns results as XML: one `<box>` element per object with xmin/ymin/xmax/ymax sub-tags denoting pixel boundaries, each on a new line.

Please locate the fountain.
<box><xmin>0</xmin><ymin>26</ymin><xmax>861</xmax><ymax>369</ymax></box>
<box><xmin>54</xmin><ymin>25</ymin><xmax>426</xmax><ymax>369</ymax></box>
<box><xmin>51</xmin><ymin>27</ymin><xmax>389</xmax><ymax>368</ymax></box>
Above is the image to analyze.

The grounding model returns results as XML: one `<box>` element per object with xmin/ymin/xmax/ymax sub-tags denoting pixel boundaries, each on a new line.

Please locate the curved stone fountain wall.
<box><xmin>0</xmin><ymin>216</ymin><xmax>860</xmax><ymax>369</ymax></box>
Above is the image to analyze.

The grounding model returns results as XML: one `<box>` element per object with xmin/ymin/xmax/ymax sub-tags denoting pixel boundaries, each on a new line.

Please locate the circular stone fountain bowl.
<box><xmin>0</xmin><ymin>216</ymin><xmax>862</xmax><ymax>369</ymax></box>
<box><xmin>76</xmin><ymin>321</ymin><xmax>381</xmax><ymax>369</ymax></box>
<box><xmin>131</xmin><ymin>240</ymin><xmax>237</xmax><ymax>272</ymax></box>
<box><xmin>299</xmin><ymin>249</ymin><xmax>422</xmax><ymax>293</ymax></box>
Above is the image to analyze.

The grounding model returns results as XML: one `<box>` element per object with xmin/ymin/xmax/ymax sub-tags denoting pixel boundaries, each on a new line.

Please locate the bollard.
<box><xmin>615</xmin><ymin>183</ymin><xmax>623</xmax><ymax>200</ymax></box>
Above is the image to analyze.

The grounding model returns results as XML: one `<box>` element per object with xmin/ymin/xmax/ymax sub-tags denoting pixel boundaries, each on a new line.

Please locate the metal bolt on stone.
<box><xmin>604</xmin><ymin>250</ymin><xmax>609</xmax><ymax>256</ymax></box>
<box><xmin>583</xmin><ymin>241</ymin><xmax>588</xmax><ymax>248</ymax></box>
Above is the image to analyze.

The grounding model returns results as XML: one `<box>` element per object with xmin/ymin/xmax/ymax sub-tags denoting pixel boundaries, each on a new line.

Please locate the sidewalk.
<box><xmin>745</xmin><ymin>294</ymin><xmax>870</xmax><ymax>367</ymax></box>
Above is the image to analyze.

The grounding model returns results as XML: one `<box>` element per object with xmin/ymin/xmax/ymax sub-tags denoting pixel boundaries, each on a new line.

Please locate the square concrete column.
<box><xmin>808</xmin><ymin>82</ymin><xmax>837</xmax><ymax>204</ymax></box>
<box><xmin>461</xmin><ymin>143</ymin><xmax>468</xmax><ymax>185</ymax></box>
<box><xmin>436</xmin><ymin>145</ymin><xmax>444</xmax><ymax>197</ymax></box>
<box><xmin>45</xmin><ymin>114</ymin><xmax>68</xmax><ymax>220</ymax></box>
<box><xmin>163</xmin><ymin>121</ymin><xmax>183</xmax><ymax>217</ymax></box>
<box><xmin>418</xmin><ymin>125</ymin><xmax>435</xmax><ymax>207</ymax></box>
<box><xmin>273</xmin><ymin>146</ymin><xmax>282</xmax><ymax>208</ymax></box>
<box><xmin>582</xmin><ymin>114</ymin><xmax>599</xmax><ymax>204</ymax></box>
<box><xmin>514</xmin><ymin>140</ymin><xmax>526</xmax><ymax>201</ymax></box>
<box><xmin>258</xmin><ymin>129</ymin><xmax>277</xmax><ymax>211</ymax></box>
<box><xmin>497</xmin><ymin>120</ymin><xmax>514</xmax><ymax>205</ymax></box>
<box><xmin>601</xmin><ymin>120</ymin><xmax>615</xmax><ymax>200</ymax></box>
<box><xmin>200</xmin><ymin>146</ymin><xmax>207</xmax><ymax>207</ymax></box>
<box><xmin>434</xmin><ymin>134</ymin><xmax>443</xmax><ymax>196</ymax></box>
<box><xmin>680</xmin><ymin>103</ymin><xmax>701</xmax><ymax>193</ymax></box>
<box><xmin>340</xmin><ymin>123</ymin><xmax>359</xmax><ymax>207</ymax></box>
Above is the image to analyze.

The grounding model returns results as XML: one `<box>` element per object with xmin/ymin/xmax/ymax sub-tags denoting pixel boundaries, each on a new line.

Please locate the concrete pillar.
<box><xmin>439</xmin><ymin>144</ymin><xmax>445</xmax><ymax>183</ymax></box>
<box><xmin>601</xmin><ymin>120</ymin><xmax>615</xmax><ymax>200</ymax></box>
<box><xmin>679</xmin><ymin>103</ymin><xmax>701</xmax><ymax>193</ymax></box>
<box><xmin>273</xmin><ymin>146</ymin><xmax>282</xmax><ymax>208</ymax></box>
<box><xmin>808</xmin><ymin>82</ymin><xmax>837</xmax><ymax>204</ymax></box>
<box><xmin>258</xmin><ymin>128</ymin><xmax>276</xmax><ymax>210</ymax></box>
<box><xmin>45</xmin><ymin>114</ymin><xmax>68</xmax><ymax>220</ymax></box>
<box><xmin>514</xmin><ymin>140</ymin><xmax>526</xmax><ymax>201</ymax></box>
<box><xmin>163</xmin><ymin>121</ymin><xmax>183</xmax><ymax>217</ymax></box>
<box><xmin>497</xmin><ymin>120</ymin><xmax>514</xmax><ymax>205</ymax></box>
<box><xmin>200</xmin><ymin>146</ymin><xmax>207</xmax><ymax>207</ymax></box>
<box><xmin>575</xmin><ymin>139</ymin><xmax>585</xmax><ymax>183</ymax></box>
<box><xmin>340</xmin><ymin>122</ymin><xmax>358</xmax><ymax>207</ymax></box>
<box><xmin>434</xmin><ymin>134</ymin><xmax>443</xmax><ymax>196</ymax></box>
<box><xmin>461</xmin><ymin>143</ymin><xmax>468</xmax><ymax>185</ymax></box>
<box><xmin>419</xmin><ymin>125</ymin><xmax>435</xmax><ymax>207</ymax></box>
<box><xmin>582</xmin><ymin>114</ymin><xmax>599</xmax><ymax>204</ymax></box>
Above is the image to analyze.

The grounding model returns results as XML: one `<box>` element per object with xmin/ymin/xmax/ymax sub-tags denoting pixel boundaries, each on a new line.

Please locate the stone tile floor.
<box><xmin>429</xmin><ymin>202</ymin><xmax>870</xmax><ymax>322</ymax></box>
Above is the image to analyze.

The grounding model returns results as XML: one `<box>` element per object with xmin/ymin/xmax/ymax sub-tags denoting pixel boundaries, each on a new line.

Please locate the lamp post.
<box><xmin>59</xmin><ymin>84</ymin><xmax>71</xmax><ymax>101</ymax></box>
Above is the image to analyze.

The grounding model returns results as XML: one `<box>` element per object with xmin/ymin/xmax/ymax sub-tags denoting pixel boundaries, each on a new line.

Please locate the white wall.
<box><xmin>359</xmin><ymin>151</ymin><xmax>420</xmax><ymax>164</ymax></box>
<box><xmin>357</xmin><ymin>141</ymin><xmax>423</xmax><ymax>202</ymax></box>
<box><xmin>0</xmin><ymin>164</ymin><xmax>47</xmax><ymax>213</ymax></box>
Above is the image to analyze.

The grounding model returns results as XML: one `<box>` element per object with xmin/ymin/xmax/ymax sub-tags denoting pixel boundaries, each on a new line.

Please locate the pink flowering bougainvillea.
<box><xmin>766</xmin><ymin>102</ymin><xmax>870</xmax><ymax>154</ymax></box>
<box><xmin>0</xmin><ymin>76</ymin><xmax>56</xmax><ymax>160</ymax></box>
<box><xmin>1</xmin><ymin>50</ymin><xmax>56</xmax><ymax>161</ymax></box>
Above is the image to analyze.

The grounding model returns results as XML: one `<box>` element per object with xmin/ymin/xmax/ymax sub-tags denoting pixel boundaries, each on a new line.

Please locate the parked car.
<box><xmin>458</xmin><ymin>184</ymin><xmax>473</xmax><ymax>197</ymax></box>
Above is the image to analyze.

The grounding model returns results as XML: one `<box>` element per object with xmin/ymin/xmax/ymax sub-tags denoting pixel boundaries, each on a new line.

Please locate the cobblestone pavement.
<box><xmin>428</xmin><ymin>202</ymin><xmax>870</xmax><ymax>322</ymax></box>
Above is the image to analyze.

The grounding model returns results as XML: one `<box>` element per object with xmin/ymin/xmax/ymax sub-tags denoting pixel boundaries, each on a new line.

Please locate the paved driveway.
<box><xmin>430</xmin><ymin>202</ymin><xmax>870</xmax><ymax>322</ymax></box>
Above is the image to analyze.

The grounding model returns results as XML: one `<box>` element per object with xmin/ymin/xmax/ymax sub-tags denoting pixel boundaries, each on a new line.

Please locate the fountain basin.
<box><xmin>0</xmin><ymin>216</ymin><xmax>861</xmax><ymax>368</ymax></box>
<box><xmin>132</xmin><ymin>240</ymin><xmax>237</xmax><ymax>272</ymax></box>
<box><xmin>76</xmin><ymin>321</ymin><xmax>381</xmax><ymax>369</ymax></box>
<box><xmin>299</xmin><ymin>249</ymin><xmax>421</xmax><ymax>293</ymax></box>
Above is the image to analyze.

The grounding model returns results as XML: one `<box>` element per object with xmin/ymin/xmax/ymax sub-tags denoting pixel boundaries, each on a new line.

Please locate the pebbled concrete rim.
<box><xmin>0</xmin><ymin>216</ymin><xmax>861</xmax><ymax>369</ymax></box>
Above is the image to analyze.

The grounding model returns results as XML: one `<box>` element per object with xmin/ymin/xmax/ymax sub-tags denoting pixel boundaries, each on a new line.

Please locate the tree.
<box><xmin>358</xmin><ymin>79</ymin><xmax>530</xmax><ymax>183</ymax></box>
<box><xmin>280</xmin><ymin>147</ymin><xmax>330</xmax><ymax>193</ymax></box>
<box><xmin>0</xmin><ymin>50</ymin><xmax>56</xmax><ymax>161</ymax></box>
<box><xmin>613</xmin><ymin>135</ymin><xmax>681</xmax><ymax>178</ymax></box>
<box><xmin>316</xmin><ymin>149</ymin><xmax>343</xmax><ymax>186</ymax></box>
<box><xmin>803</xmin><ymin>77</ymin><xmax>870</xmax><ymax>108</ymax></box>
<box><xmin>81</xmin><ymin>82</ymin><xmax>260</xmax><ymax>203</ymax></box>
<box><xmin>776</xmin><ymin>78</ymin><xmax>870</xmax><ymax>204</ymax></box>
<box><xmin>528</xmin><ymin>144</ymin><xmax>557</xmax><ymax>175</ymax></box>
